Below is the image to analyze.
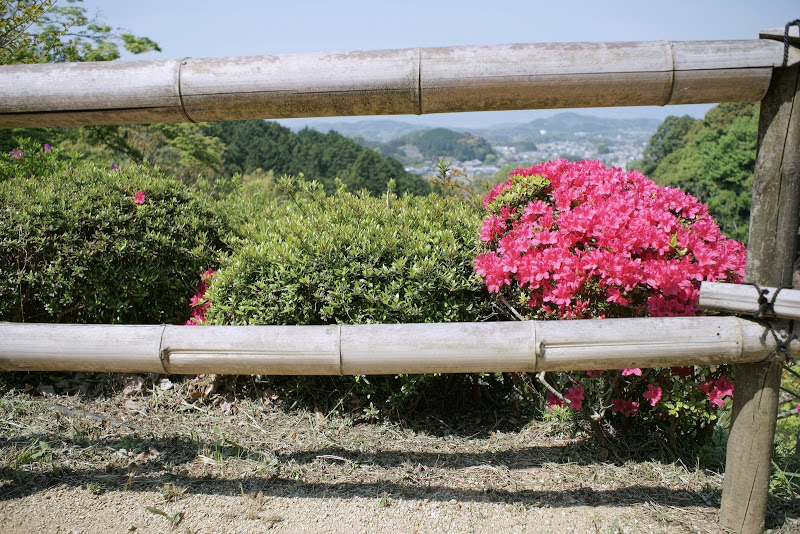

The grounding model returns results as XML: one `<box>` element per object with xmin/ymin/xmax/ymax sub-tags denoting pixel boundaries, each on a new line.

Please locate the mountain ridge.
<box><xmin>280</xmin><ymin>112</ymin><xmax>661</xmax><ymax>143</ymax></box>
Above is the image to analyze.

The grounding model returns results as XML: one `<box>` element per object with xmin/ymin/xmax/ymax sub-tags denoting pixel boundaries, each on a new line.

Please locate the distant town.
<box><xmin>408</xmin><ymin>126</ymin><xmax>653</xmax><ymax>179</ymax></box>
<box><xmin>284</xmin><ymin>112</ymin><xmax>661</xmax><ymax>182</ymax></box>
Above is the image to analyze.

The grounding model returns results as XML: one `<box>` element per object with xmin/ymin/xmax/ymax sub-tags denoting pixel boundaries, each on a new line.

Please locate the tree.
<box><xmin>1</xmin><ymin>0</ymin><xmax>160</xmax><ymax>65</ymax></box>
<box><xmin>386</xmin><ymin>128</ymin><xmax>495</xmax><ymax>162</ymax></box>
<box><xmin>628</xmin><ymin>115</ymin><xmax>697</xmax><ymax>176</ymax></box>
<box><xmin>1</xmin><ymin>2</ymin><xmax>229</xmax><ymax>186</ymax></box>
<box><xmin>648</xmin><ymin>103</ymin><xmax>758</xmax><ymax>242</ymax></box>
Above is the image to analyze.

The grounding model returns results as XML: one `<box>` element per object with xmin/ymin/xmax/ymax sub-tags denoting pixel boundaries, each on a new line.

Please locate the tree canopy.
<box><xmin>1</xmin><ymin>0</ymin><xmax>160</xmax><ymax>65</ymax></box>
<box><xmin>640</xmin><ymin>103</ymin><xmax>758</xmax><ymax>243</ymax></box>
<box><xmin>211</xmin><ymin>121</ymin><xmax>431</xmax><ymax>196</ymax></box>
<box><xmin>628</xmin><ymin>115</ymin><xmax>696</xmax><ymax>177</ymax></box>
<box><xmin>383</xmin><ymin>128</ymin><xmax>495</xmax><ymax>162</ymax></box>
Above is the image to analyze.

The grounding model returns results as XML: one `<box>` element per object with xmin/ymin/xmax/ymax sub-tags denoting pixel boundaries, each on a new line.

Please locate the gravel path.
<box><xmin>1</xmin><ymin>378</ymin><xmax>797</xmax><ymax>533</ymax></box>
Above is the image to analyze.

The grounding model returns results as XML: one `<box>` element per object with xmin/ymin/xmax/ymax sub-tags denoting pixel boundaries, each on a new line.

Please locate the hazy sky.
<box><xmin>79</xmin><ymin>0</ymin><xmax>800</xmax><ymax>128</ymax></box>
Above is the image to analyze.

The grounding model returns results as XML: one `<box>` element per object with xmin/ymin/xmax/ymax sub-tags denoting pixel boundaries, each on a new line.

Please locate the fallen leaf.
<box><xmin>36</xmin><ymin>384</ymin><xmax>55</xmax><ymax>397</ymax></box>
<box><xmin>315</xmin><ymin>408</ymin><xmax>326</xmax><ymax>424</ymax></box>
<box><xmin>121</xmin><ymin>375</ymin><xmax>145</xmax><ymax>396</ymax></box>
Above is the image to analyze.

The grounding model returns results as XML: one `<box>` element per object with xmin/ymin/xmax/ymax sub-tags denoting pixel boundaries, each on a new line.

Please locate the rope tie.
<box><xmin>783</xmin><ymin>19</ymin><xmax>800</xmax><ymax>67</ymax></box>
<box><xmin>742</xmin><ymin>283</ymin><xmax>798</xmax><ymax>363</ymax></box>
<box><xmin>761</xmin><ymin>322</ymin><xmax>798</xmax><ymax>364</ymax></box>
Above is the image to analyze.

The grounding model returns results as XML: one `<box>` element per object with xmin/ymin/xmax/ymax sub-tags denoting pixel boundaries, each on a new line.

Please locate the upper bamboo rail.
<box><xmin>1</xmin><ymin>39</ymin><xmax>798</xmax><ymax>128</ymax></box>
<box><xmin>700</xmin><ymin>282</ymin><xmax>800</xmax><ymax>320</ymax></box>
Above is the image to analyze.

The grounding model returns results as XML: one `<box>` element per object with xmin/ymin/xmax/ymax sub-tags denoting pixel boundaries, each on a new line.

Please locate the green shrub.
<box><xmin>207</xmin><ymin>176</ymin><xmax>492</xmax><ymax>325</ymax></box>
<box><xmin>204</xmin><ymin>176</ymin><xmax>499</xmax><ymax>413</ymax></box>
<box><xmin>0</xmin><ymin>141</ymin><xmax>227</xmax><ymax>324</ymax></box>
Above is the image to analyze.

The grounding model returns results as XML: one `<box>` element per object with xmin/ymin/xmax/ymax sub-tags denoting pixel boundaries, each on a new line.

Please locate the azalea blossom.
<box><xmin>133</xmin><ymin>191</ymin><xmax>146</xmax><ymax>204</ymax></box>
<box><xmin>545</xmin><ymin>391</ymin><xmax>564</xmax><ymax>410</ymax></box>
<box><xmin>474</xmin><ymin>160</ymin><xmax>746</xmax><ymax>428</ymax></box>
<box><xmin>185</xmin><ymin>269</ymin><xmax>218</xmax><ymax>326</ymax></box>
<box><xmin>43</xmin><ymin>144</ymin><xmax>53</xmax><ymax>151</ymax></box>
<box><xmin>564</xmin><ymin>385</ymin><xmax>585</xmax><ymax>410</ymax></box>
<box><xmin>699</xmin><ymin>375</ymin><xmax>735</xmax><ymax>407</ymax></box>
<box><xmin>611</xmin><ymin>398</ymin><xmax>639</xmax><ymax>417</ymax></box>
<box><xmin>8</xmin><ymin>149</ymin><xmax>22</xmax><ymax>160</ymax></box>
<box><xmin>642</xmin><ymin>384</ymin><xmax>662</xmax><ymax>406</ymax></box>
<box><xmin>110</xmin><ymin>164</ymin><xmax>120</xmax><ymax>171</ymax></box>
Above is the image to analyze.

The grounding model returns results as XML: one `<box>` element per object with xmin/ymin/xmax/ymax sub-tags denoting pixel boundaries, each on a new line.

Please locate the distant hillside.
<box><xmin>476</xmin><ymin>112</ymin><xmax>662</xmax><ymax>144</ymax></box>
<box><xmin>381</xmin><ymin>128</ymin><xmax>495</xmax><ymax>162</ymax></box>
<box><xmin>210</xmin><ymin>121</ymin><xmax>431</xmax><ymax>196</ymax></box>
<box><xmin>280</xmin><ymin>119</ymin><xmax>428</xmax><ymax>143</ymax></box>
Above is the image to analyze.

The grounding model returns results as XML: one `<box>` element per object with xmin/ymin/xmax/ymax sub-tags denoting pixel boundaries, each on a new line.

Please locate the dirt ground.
<box><xmin>0</xmin><ymin>374</ymin><xmax>797</xmax><ymax>534</ymax></box>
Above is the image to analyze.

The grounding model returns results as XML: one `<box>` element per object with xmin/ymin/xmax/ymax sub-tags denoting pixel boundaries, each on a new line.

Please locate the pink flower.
<box><xmin>611</xmin><ymin>398</ymin><xmax>640</xmax><ymax>417</ymax></box>
<box><xmin>642</xmin><ymin>384</ymin><xmax>662</xmax><ymax>406</ymax></box>
<box><xmin>546</xmin><ymin>391</ymin><xmax>564</xmax><ymax>410</ymax></box>
<box><xmin>8</xmin><ymin>149</ymin><xmax>22</xmax><ymax>160</ymax></box>
<box><xmin>621</xmin><ymin>368</ymin><xmax>642</xmax><ymax>376</ymax></box>
<box><xmin>698</xmin><ymin>376</ymin><xmax>734</xmax><ymax>407</ymax></box>
<box><xmin>565</xmin><ymin>385</ymin><xmax>584</xmax><ymax>410</ymax></box>
<box><xmin>714</xmin><ymin>375</ymin><xmax>734</xmax><ymax>398</ymax></box>
<box><xmin>185</xmin><ymin>269</ymin><xmax>217</xmax><ymax>326</ymax></box>
<box><xmin>110</xmin><ymin>164</ymin><xmax>120</xmax><ymax>171</ymax></box>
<box><xmin>133</xmin><ymin>191</ymin><xmax>146</xmax><ymax>204</ymax></box>
<box><xmin>43</xmin><ymin>144</ymin><xmax>53</xmax><ymax>152</ymax></box>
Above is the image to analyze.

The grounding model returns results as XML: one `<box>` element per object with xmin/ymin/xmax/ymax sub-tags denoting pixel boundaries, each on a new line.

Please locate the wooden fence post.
<box><xmin>719</xmin><ymin>51</ymin><xmax>800</xmax><ymax>532</ymax></box>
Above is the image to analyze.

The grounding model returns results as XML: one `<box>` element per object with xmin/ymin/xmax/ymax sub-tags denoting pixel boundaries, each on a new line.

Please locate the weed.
<box><xmin>85</xmin><ymin>481</ymin><xmax>104</xmax><ymax>495</ymax></box>
<box><xmin>377</xmin><ymin>491</ymin><xmax>390</xmax><ymax>509</ymax></box>
<box><xmin>146</xmin><ymin>506</ymin><xmax>182</xmax><ymax>526</ymax></box>
<box><xmin>161</xmin><ymin>482</ymin><xmax>186</xmax><ymax>502</ymax></box>
<box><xmin>12</xmin><ymin>439</ymin><xmax>52</xmax><ymax>468</ymax></box>
<box><xmin>263</xmin><ymin>514</ymin><xmax>283</xmax><ymax>528</ymax></box>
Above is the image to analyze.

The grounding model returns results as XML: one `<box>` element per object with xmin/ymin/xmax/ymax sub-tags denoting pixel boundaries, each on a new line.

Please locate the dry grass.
<box><xmin>0</xmin><ymin>372</ymin><xmax>797</xmax><ymax>533</ymax></box>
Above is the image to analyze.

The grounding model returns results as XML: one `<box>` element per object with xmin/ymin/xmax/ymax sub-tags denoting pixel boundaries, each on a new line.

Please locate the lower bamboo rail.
<box><xmin>0</xmin><ymin>317</ymin><xmax>793</xmax><ymax>375</ymax></box>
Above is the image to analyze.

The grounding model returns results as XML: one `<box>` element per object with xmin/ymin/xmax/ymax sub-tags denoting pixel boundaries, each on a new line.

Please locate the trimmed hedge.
<box><xmin>0</xmin><ymin>143</ymin><xmax>227</xmax><ymax>324</ymax></box>
<box><xmin>206</xmin><ymin>177</ymin><xmax>493</xmax><ymax>326</ymax></box>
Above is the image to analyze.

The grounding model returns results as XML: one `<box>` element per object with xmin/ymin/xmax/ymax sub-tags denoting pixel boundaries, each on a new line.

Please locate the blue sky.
<box><xmin>80</xmin><ymin>0</ymin><xmax>800</xmax><ymax>128</ymax></box>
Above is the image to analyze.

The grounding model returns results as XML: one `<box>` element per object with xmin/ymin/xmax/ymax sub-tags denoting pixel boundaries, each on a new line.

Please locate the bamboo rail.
<box><xmin>700</xmin><ymin>281</ymin><xmax>800</xmax><ymax>320</ymax></box>
<box><xmin>0</xmin><ymin>317</ymin><xmax>794</xmax><ymax>375</ymax></box>
<box><xmin>1</xmin><ymin>39</ymin><xmax>798</xmax><ymax>128</ymax></box>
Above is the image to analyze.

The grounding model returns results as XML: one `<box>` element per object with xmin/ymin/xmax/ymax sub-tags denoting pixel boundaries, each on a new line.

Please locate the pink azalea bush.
<box><xmin>475</xmin><ymin>159</ymin><xmax>746</xmax><ymax>438</ymax></box>
<box><xmin>185</xmin><ymin>269</ymin><xmax>217</xmax><ymax>325</ymax></box>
